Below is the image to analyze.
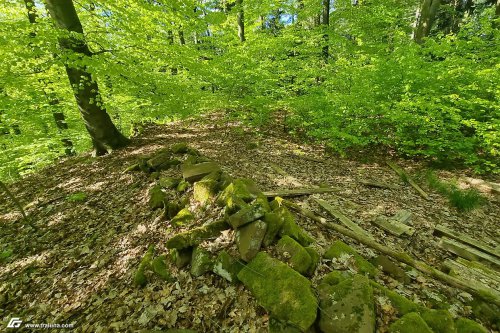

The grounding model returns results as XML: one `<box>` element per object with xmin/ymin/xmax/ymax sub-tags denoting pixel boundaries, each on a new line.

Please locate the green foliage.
<box><xmin>1</xmin><ymin>0</ymin><xmax>498</xmax><ymax>183</ymax></box>
<box><xmin>426</xmin><ymin>171</ymin><xmax>484</xmax><ymax>211</ymax></box>
<box><xmin>66</xmin><ymin>192</ymin><xmax>87</xmax><ymax>202</ymax></box>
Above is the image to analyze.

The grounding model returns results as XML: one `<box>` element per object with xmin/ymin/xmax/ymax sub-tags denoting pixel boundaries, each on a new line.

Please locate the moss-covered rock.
<box><xmin>190</xmin><ymin>247</ymin><xmax>213</xmax><ymax>277</ymax></box>
<box><xmin>237</xmin><ymin>252</ymin><xmax>317</xmax><ymax>331</ymax></box>
<box><xmin>276</xmin><ymin>206</ymin><xmax>314</xmax><ymax>246</ymax></box>
<box><xmin>166</xmin><ymin>219</ymin><xmax>230</xmax><ymax>249</ymax></box>
<box><xmin>212</xmin><ymin>250</ymin><xmax>245</xmax><ymax>283</ymax></box>
<box><xmin>164</xmin><ymin>200</ymin><xmax>182</xmax><ymax>219</ymax></box>
<box><xmin>228</xmin><ymin>203</ymin><xmax>267</xmax><ymax>229</ymax></box>
<box><xmin>421</xmin><ymin>309</ymin><xmax>456</xmax><ymax>333</ymax></box>
<box><xmin>262</xmin><ymin>212</ymin><xmax>285</xmax><ymax>247</ymax></box>
<box><xmin>217</xmin><ymin>179</ymin><xmax>258</xmax><ymax>207</ymax></box>
<box><xmin>182</xmin><ymin>162</ymin><xmax>221</xmax><ymax>183</ymax></box>
<box><xmin>268</xmin><ymin>317</ymin><xmax>302</xmax><ymax>333</ymax></box>
<box><xmin>324</xmin><ymin>240</ymin><xmax>377</xmax><ymax>278</ymax></box>
<box><xmin>170</xmin><ymin>247</ymin><xmax>192</xmax><ymax>268</ymax></box>
<box><xmin>322</xmin><ymin>270</ymin><xmax>353</xmax><ymax>286</ymax></box>
<box><xmin>149</xmin><ymin>185</ymin><xmax>166</xmax><ymax>209</ymax></box>
<box><xmin>470</xmin><ymin>299</ymin><xmax>500</xmax><ymax>329</ymax></box>
<box><xmin>370</xmin><ymin>281</ymin><xmax>422</xmax><ymax>315</ymax></box>
<box><xmin>176</xmin><ymin>180</ymin><xmax>190</xmax><ymax>193</ymax></box>
<box><xmin>218</xmin><ymin>172</ymin><xmax>233</xmax><ymax>190</ymax></box>
<box><xmin>305</xmin><ymin>247</ymin><xmax>320</xmax><ymax>276</ymax></box>
<box><xmin>134</xmin><ymin>245</ymin><xmax>154</xmax><ymax>287</ymax></box>
<box><xmin>171</xmin><ymin>142</ymin><xmax>189</xmax><ymax>154</ymax></box>
<box><xmin>152</xmin><ymin>255</ymin><xmax>173</xmax><ymax>282</ymax></box>
<box><xmin>236</xmin><ymin>220</ymin><xmax>267</xmax><ymax>262</ymax></box>
<box><xmin>455</xmin><ymin>318</ymin><xmax>488</xmax><ymax>333</ymax></box>
<box><xmin>370</xmin><ymin>255</ymin><xmax>409</xmax><ymax>283</ymax></box>
<box><xmin>255</xmin><ymin>193</ymin><xmax>271</xmax><ymax>212</ymax></box>
<box><xmin>318</xmin><ymin>274</ymin><xmax>375</xmax><ymax>333</ymax></box>
<box><xmin>389</xmin><ymin>312</ymin><xmax>433</xmax><ymax>333</ymax></box>
<box><xmin>193</xmin><ymin>178</ymin><xmax>219</xmax><ymax>205</ymax></box>
<box><xmin>171</xmin><ymin>208</ymin><xmax>195</xmax><ymax>227</ymax></box>
<box><xmin>159</xmin><ymin>177</ymin><xmax>181</xmax><ymax>189</ymax></box>
<box><xmin>276</xmin><ymin>236</ymin><xmax>312</xmax><ymax>275</ymax></box>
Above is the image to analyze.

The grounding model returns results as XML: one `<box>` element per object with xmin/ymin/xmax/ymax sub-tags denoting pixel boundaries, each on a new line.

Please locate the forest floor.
<box><xmin>0</xmin><ymin>113</ymin><xmax>499</xmax><ymax>332</ymax></box>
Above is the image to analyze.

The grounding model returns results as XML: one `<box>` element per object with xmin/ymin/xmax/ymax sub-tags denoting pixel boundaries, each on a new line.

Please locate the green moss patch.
<box><xmin>276</xmin><ymin>235</ymin><xmax>312</xmax><ymax>275</ymax></box>
<box><xmin>237</xmin><ymin>252</ymin><xmax>317</xmax><ymax>331</ymax></box>
<box><xmin>389</xmin><ymin>312</ymin><xmax>433</xmax><ymax>333</ymax></box>
<box><xmin>324</xmin><ymin>240</ymin><xmax>377</xmax><ymax>278</ymax></box>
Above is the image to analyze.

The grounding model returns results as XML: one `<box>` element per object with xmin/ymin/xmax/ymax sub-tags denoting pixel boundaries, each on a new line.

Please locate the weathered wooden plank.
<box><xmin>439</xmin><ymin>237</ymin><xmax>500</xmax><ymax>269</ymax></box>
<box><xmin>433</xmin><ymin>224</ymin><xmax>500</xmax><ymax>259</ymax></box>
<box><xmin>386</xmin><ymin>161</ymin><xmax>430</xmax><ymax>200</ymax></box>
<box><xmin>372</xmin><ymin>215</ymin><xmax>415</xmax><ymax>237</ymax></box>
<box><xmin>442</xmin><ymin>259</ymin><xmax>500</xmax><ymax>296</ymax></box>
<box><xmin>263</xmin><ymin>188</ymin><xmax>338</xmax><ymax>198</ymax></box>
<box><xmin>359</xmin><ymin>180</ymin><xmax>399</xmax><ymax>190</ymax></box>
<box><xmin>314</xmin><ymin>198</ymin><xmax>373</xmax><ymax>240</ymax></box>
<box><xmin>455</xmin><ymin>258</ymin><xmax>500</xmax><ymax>285</ymax></box>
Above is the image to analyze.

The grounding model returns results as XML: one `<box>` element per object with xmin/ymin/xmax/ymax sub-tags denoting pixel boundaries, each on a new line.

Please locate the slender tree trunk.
<box><xmin>179</xmin><ymin>30</ymin><xmax>186</xmax><ymax>45</ymax></box>
<box><xmin>322</xmin><ymin>0</ymin><xmax>330</xmax><ymax>61</ymax></box>
<box><xmin>414</xmin><ymin>0</ymin><xmax>442</xmax><ymax>44</ymax></box>
<box><xmin>44</xmin><ymin>0</ymin><xmax>129</xmax><ymax>155</ymax></box>
<box><xmin>236</xmin><ymin>0</ymin><xmax>245</xmax><ymax>42</ymax></box>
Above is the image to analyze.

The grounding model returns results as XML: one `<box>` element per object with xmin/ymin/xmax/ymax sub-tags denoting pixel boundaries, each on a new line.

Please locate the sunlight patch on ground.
<box><xmin>0</xmin><ymin>251</ymin><xmax>51</xmax><ymax>277</ymax></box>
<box><xmin>57</xmin><ymin>177</ymin><xmax>83</xmax><ymax>192</ymax></box>
<box><xmin>47</xmin><ymin>211</ymin><xmax>68</xmax><ymax>227</ymax></box>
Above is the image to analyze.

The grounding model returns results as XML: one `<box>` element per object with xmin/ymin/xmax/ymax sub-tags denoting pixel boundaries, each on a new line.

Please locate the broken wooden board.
<box><xmin>181</xmin><ymin>162</ymin><xmax>221</xmax><ymax>183</ymax></box>
<box><xmin>263</xmin><ymin>188</ymin><xmax>338</xmax><ymax>198</ymax></box>
<box><xmin>439</xmin><ymin>237</ymin><xmax>500</xmax><ymax>269</ymax></box>
<box><xmin>433</xmin><ymin>224</ymin><xmax>500</xmax><ymax>259</ymax></box>
<box><xmin>372</xmin><ymin>214</ymin><xmax>415</xmax><ymax>237</ymax></box>
<box><xmin>455</xmin><ymin>257</ymin><xmax>500</xmax><ymax>285</ymax></box>
<box><xmin>386</xmin><ymin>161</ymin><xmax>430</xmax><ymax>201</ymax></box>
<box><xmin>443</xmin><ymin>259</ymin><xmax>500</xmax><ymax>294</ymax></box>
<box><xmin>359</xmin><ymin>180</ymin><xmax>399</xmax><ymax>190</ymax></box>
<box><xmin>313</xmin><ymin>198</ymin><xmax>373</xmax><ymax>240</ymax></box>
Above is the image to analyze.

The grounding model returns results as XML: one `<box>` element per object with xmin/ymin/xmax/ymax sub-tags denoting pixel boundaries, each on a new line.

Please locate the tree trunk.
<box><xmin>414</xmin><ymin>0</ymin><xmax>442</xmax><ymax>44</ymax></box>
<box><xmin>236</xmin><ymin>0</ymin><xmax>245</xmax><ymax>42</ymax></box>
<box><xmin>44</xmin><ymin>0</ymin><xmax>129</xmax><ymax>155</ymax></box>
<box><xmin>322</xmin><ymin>0</ymin><xmax>330</xmax><ymax>61</ymax></box>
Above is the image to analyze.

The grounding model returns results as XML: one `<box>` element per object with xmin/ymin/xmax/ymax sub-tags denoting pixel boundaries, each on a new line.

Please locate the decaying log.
<box><xmin>386</xmin><ymin>161</ymin><xmax>430</xmax><ymax>201</ymax></box>
<box><xmin>263</xmin><ymin>188</ymin><xmax>338</xmax><ymax>198</ymax></box>
<box><xmin>283</xmin><ymin>200</ymin><xmax>500</xmax><ymax>307</ymax></box>
<box><xmin>313</xmin><ymin>198</ymin><xmax>373</xmax><ymax>240</ymax></box>
<box><xmin>439</xmin><ymin>237</ymin><xmax>500</xmax><ymax>269</ymax></box>
<box><xmin>442</xmin><ymin>259</ymin><xmax>500</xmax><ymax>292</ymax></box>
<box><xmin>372</xmin><ymin>214</ymin><xmax>415</xmax><ymax>237</ymax></box>
<box><xmin>433</xmin><ymin>224</ymin><xmax>500</xmax><ymax>259</ymax></box>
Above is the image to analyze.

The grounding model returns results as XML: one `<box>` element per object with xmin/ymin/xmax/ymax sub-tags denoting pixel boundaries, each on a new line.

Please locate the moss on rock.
<box><xmin>275</xmin><ymin>206</ymin><xmax>314</xmax><ymax>246</ymax></box>
<box><xmin>322</xmin><ymin>270</ymin><xmax>353</xmax><ymax>286</ymax></box>
<box><xmin>370</xmin><ymin>281</ymin><xmax>422</xmax><ymax>315</ymax></box>
<box><xmin>236</xmin><ymin>220</ymin><xmax>267</xmax><ymax>262</ymax></box>
<box><xmin>276</xmin><ymin>236</ymin><xmax>312</xmax><ymax>275</ymax></box>
<box><xmin>389</xmin><ymin>312</ymin><xmax>433</xmax><ymax>333</ymax></box>
<box><xmin>228</xmin><ymin>203</ymin><xmax>267</xmax><ymax>229</ymax></box>
<box><xmin>212</xmin><ymin>250</ymin><xmax>245</xmax><ymax>283</ymax></box>
<box><xmin>170</xmin><ymin>247</ymin><xmax>192</xmax><ymax>268</ymax></box>
<box><xmin>421</xmin><ymin>309</ymin><xmax>456</xmax><ymax>333</ymax></box>
<box><xmin>159</xmin><ymin>177</ymin><xmax>181</xmax><ymax>189</ymax></box>
<box><xmin>152</xmin><ymin>255</ymin><xmax>173</xmax><ymax>282</ymax></box>
<box><xmin>262</xmin><ymin>212</ymin><xmax>285</xmax><ymax>247</ymax></box>
<box><xmin>217</xmin><ymin>179</ymin><xmax>258</xmax><ymax>207</ymax></box>
<box><xmin>171</xmin><ymin>208</ymin><xmax>195</xmax><ymax>227</ymax></box>
<box><xmin>318</xmin><ymin>274</ymin><xmax>375</xmax><ymax>333</ymax></box>
<box><xmin>171</xmin><ymin>142</ymin><xmax>189</xmax><ymax>154</ymax></box>
<box><xmin>149</xmin><ymin>185</ymin><xmax>166</xmax><ymax>209</ymax></box>
<box><xmin>193</xmin><ymin>178</ymin><xmax>219</xmax><ymax>205</ymax></box>
<box><xmin>455</xmin><ymin>318</ymin><xmax>488</xmax><ymax>333</ymax></box>
<box><xmin>176</xmin><ymin>180</ymin><xmax>190</xmax><ymax>193</ymax></box>
<box><xmin>237</xmin><ymin>252</ymin><xmax>317</xmax><ymax>331</ymax></box>
<box><xmin>134</xmin><ymin>245</ymin><xmax>154</xmax><ymax>287</ymax></box>
<box><xmin>190</xmin><ymin>247</ymin><xmax>213</xmax><ymax>277</ymax></box>
<box><xmin>166</xmin><ymin>219</ymin><xmax>230</xmax><ymax>249</ymax></box>
<box><xmin>324</xmin><ymin>240</ymin><xmax>377</xmax><ymax>278</ymax></box>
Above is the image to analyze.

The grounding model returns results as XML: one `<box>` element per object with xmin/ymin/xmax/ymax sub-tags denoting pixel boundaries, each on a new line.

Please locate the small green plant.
<box><xmin>425</xmin><ymin>171</ymin><xmax>483</xmax><ymax>212</ymax></box>
<box><xmin>66</xmin><ymin>192</ymin><xmax>87</xmax><ymax>202</ymax></box>
<box><xmin>0</xmin><ymin>249</ymin><xmax>13</xmax><ymax>264</ymax></box>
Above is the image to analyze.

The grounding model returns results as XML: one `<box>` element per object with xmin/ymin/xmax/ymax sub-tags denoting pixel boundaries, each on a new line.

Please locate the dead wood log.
<box><xmin>263</xmin><ymin>188</ymin><xmax>338</xmax><ymax>198</ymax></box>
<box><xmin>439</xmin><ymin>237</ymin><xmax>500</xmax><ymax>269</ymax></box>
<box><xmin>359</xmin><ymin>180</ymin><xmax>399</xmax><ymax>190</ymax></box>
<box><xmin>386</xmin><ymin>161</ymin><xmax>430</xmax><ymax>200</ymax></box>
<box><xmin>283</xmin><ymin>200</ymin><xmax>500</xmax><ymax>307</ymax></box>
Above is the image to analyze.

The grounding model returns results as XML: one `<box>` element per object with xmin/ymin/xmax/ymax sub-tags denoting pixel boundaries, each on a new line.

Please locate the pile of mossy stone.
<box><xmin>129</xmin><ymin>143</ymin><xmax>491</xmax><ymax>333</ymax></box>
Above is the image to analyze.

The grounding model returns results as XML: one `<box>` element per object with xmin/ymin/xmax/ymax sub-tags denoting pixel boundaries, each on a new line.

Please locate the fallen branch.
<box><xmin>386</xmin><ymin>161</ymin><xmax>430</xmax><ymax>200</ymax></box>
<box><xmin>263</xmin><ymin>188</ymin><xmax>338</xmax><ymax>198</ymax></box>
<box><xmin>283</xmin><ymin>200</ymin><xmax>500</xmax><ymax>307</ymax></box>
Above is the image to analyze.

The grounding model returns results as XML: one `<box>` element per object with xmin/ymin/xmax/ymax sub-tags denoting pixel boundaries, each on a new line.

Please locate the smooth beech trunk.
<box><xmin>414</xmin><ymin>0</ymin><xmax>442</xmax><ymax>44</ymax></box>
<box><xmin>236</xmin><ymin>0</ymin><xmax>245</xmax><ymax>42</ymax></box>
<box><xmin>44</xmin><ymin>0</ymin><xmax>129</xmax><ymax>155</ymax></box>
